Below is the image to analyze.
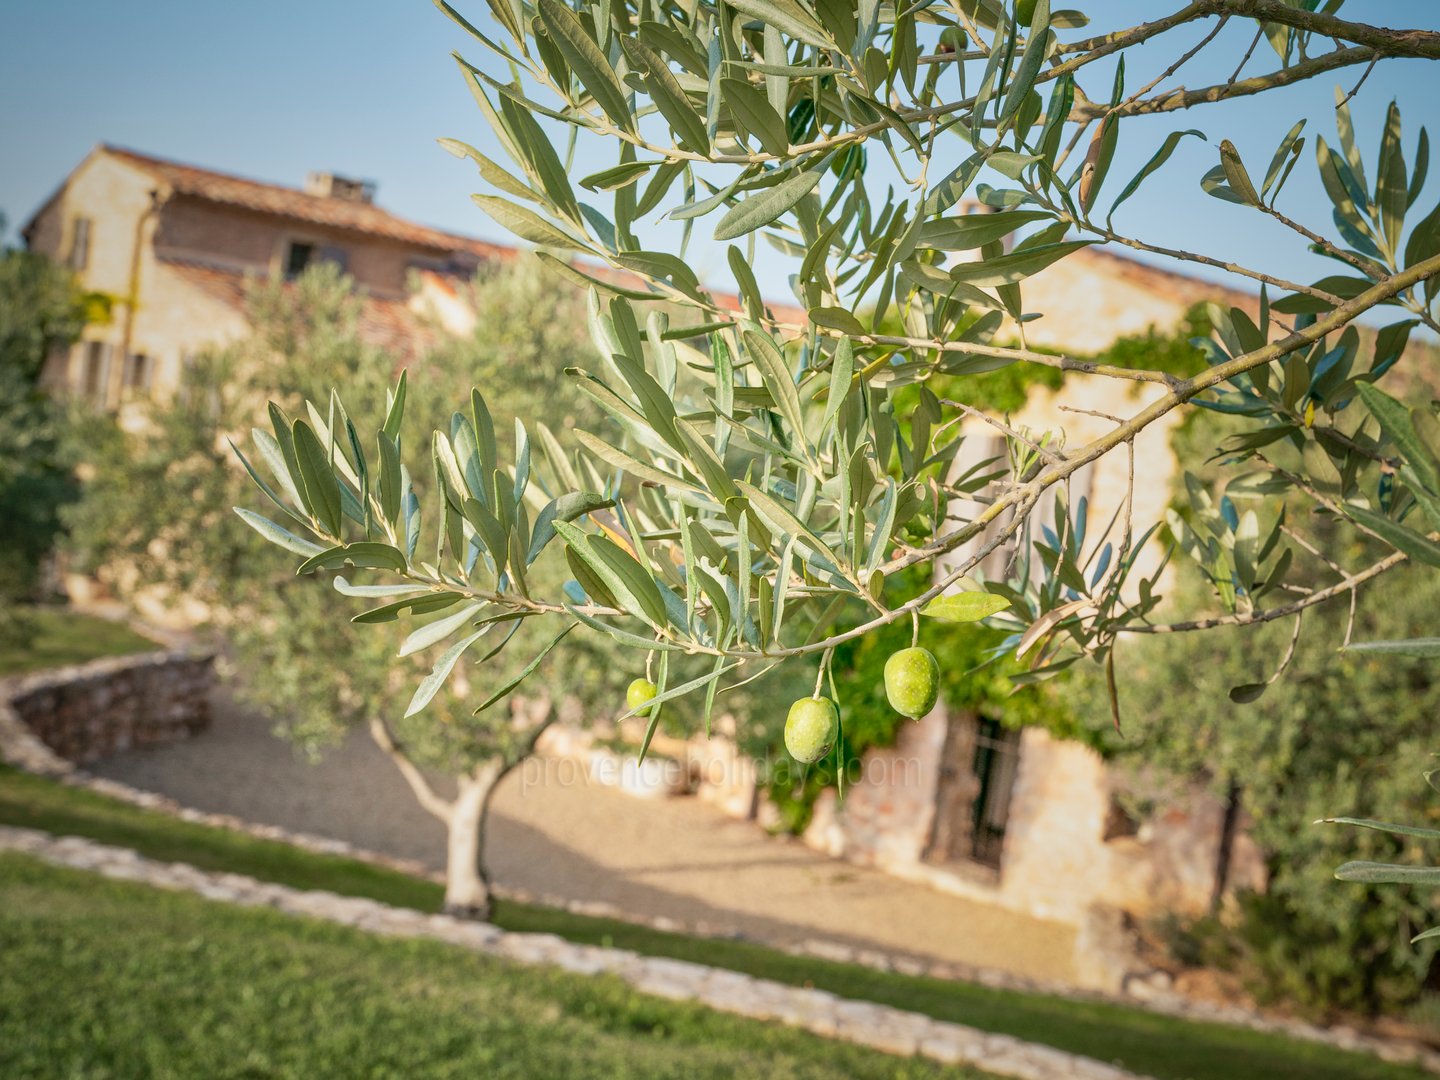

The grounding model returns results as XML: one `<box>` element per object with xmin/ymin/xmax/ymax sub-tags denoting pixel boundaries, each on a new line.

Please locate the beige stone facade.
<box><xmin>23</xmin><ymin>145</ymin><xmax>505</xmax><ymax>412</ymax></box>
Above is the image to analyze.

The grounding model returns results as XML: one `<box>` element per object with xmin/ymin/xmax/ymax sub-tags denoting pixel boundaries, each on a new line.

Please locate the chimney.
<box><xmin>304</xmin><ymin>171</ymin><xmax>376</xmax><ymax>204</ymax></box>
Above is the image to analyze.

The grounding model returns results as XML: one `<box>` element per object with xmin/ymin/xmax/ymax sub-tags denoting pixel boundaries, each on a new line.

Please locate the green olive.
<box><xmin>785</xmin><ymin>696</ymin><xmax>839</xmax><ymax>763</ymax></box>
<box><xmin>626</xmin><ymin>677</ymin><xmax>658</xmax><ymax>717</ymax></box>
<box><xmin>884</xmin><ymin>647</ymin><xmax>940</xmax><ymax>719</ymax></box>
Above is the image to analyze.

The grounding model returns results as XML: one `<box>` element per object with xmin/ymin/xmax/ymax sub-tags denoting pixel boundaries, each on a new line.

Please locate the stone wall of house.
<box><xmin>30</xmin><ymin>152</ymin><xmax>168</xmax><ymax>406</ymax></box>
<box><xmin>130</xmin><ymin>257</ymin><xmax>250</xmax><ymax>396</ymax></box>
<box><xmin>804</xmin><ymin>710</ymin><xmax>946</xmax><ymax>867</ymax></box>
<box><xmin>156</xmin><ymin>196</ymin><xmax>423</xmax><ymax>298</ymax></box>
<box><xmin>27</xmin><ymin>151</ymin><xmax>156</xmax><ymax>304</ymax></box>
<box><xmin>798</xmin><ymin>718</ymin><xmax>1268</xmax><ymax>936</ymax></box>
<box><xmin>1018</xmin><ymin>247</ymin><xmax>1260</xmax><ymax>354</ymax></box>
<box><xmin>6</xmin><ymin>651</ymin><xmax>215</xmax><ymax>765</ymax></box>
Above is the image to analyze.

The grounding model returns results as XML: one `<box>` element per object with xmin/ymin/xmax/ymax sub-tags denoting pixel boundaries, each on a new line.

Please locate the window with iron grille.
<box><xmin>970</xmin><ymin>718</ymin><xmax>1022</xmax><ymax>869</ymax></box>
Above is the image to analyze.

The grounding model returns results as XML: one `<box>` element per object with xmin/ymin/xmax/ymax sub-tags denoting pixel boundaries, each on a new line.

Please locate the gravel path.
<box><xmin>91</xmin><ymin>689</ymin><xmax>1077</xmax><ymax>984</ymax></box>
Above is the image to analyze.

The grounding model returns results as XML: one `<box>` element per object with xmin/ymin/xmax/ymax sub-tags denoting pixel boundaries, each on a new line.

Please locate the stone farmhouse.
<box><xmin>22</xmin><ymin>145</ymin><xmax>519</xmax><ymax>408</ymax></box>
<box><xmin>26</xmin><ymin>145</ymin><xmax>1278</xmax><ymax>983</ymax></box>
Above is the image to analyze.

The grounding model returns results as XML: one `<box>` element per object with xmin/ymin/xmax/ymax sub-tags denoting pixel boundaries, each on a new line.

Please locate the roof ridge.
<box><xmin>104</xmin><ymin>144</ymin><xmax>333</xmax><ymax>200</ymax></box>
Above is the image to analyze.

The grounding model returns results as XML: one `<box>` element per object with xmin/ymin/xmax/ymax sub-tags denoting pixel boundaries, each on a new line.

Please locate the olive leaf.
<box><xmin>922</xmin><ymin>590</ymin><xmax>1011</xmax><ymax>622</ymax></box>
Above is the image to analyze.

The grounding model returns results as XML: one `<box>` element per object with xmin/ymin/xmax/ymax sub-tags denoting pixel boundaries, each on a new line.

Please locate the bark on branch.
<box><xmin>1203</xmin><ymin>1</ymin><xmax>1440</xmax><ymax>60</ymax></box>
<box><xmin>1120</xmin><ymin>550</ymin><xmax>1408</xmax><ymax>634</ymax></box>
<box><xmin>1069</xmin><ymin>45</ymin><xmax>1377</xmax><ymax>121</ymax></box>
<box><xmin>1059</xmin><ymin>3</ymin><xmax>1211</xmax><ymax>58</ymax></box>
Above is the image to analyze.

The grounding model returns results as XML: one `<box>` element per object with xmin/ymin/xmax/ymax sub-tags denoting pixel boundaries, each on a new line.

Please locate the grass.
<box><xmin>0</xmin><ymin>608</ymin><xmax>160</xmax><ymax>677</ymax></box>
<box><xmin>0</xmin><ymin>765</ymin><xmax>1426</xmax><ymax>1080</ymax></box>
<box><xmin>0</xmin><ymin>853</ymin><xmax>981</xmax><ymax>1079</ymax></box>
<box><xmin>0</xmin><ymin>765</ymin><xmax>443</xmax><ymax>909</ymax></box>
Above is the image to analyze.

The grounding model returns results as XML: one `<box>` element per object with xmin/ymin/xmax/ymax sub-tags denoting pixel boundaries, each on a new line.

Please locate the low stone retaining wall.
<box><xmin>0</xmin><ymin>825</ymin><xmax>1149</xmax><ymax>1080</ymax></box>
<box><xmin>4</xmin><ymin>650</ymin><xmax>214</xmax><ymax>765</ymax></box>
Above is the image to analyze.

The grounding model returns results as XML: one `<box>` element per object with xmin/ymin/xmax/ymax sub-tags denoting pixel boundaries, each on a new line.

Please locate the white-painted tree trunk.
<box><xmin>441</xmin><ymin>759</ymin><xmax>504</xmax><ymax>919</ymax></box>
<box><xmin>367</xmin><ymin>702</ymin><xmax>552</xmax><ymax>924</ymax></box>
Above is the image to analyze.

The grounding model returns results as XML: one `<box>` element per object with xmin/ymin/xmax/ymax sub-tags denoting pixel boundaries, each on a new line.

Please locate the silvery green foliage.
<box><xmin>236</xmin><ymin>2</ymin><xmax>1440</xmax><ymax>762</ymax></box>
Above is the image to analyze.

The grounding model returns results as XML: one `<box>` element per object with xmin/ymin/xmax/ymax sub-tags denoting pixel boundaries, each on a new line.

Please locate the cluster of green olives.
<box><xmin>625</xmin><ymin>646</ymin><xmax>940</xmax><ymax>765</ymax></box>
<box><xmin>782</xmin><ymin>646</ymin><xmax>940</xmax><ymax>764</ymax></box>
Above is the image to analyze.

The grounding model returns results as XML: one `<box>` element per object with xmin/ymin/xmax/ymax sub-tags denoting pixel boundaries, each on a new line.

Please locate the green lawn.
<box><xmin>0</xmin><ymin>765</ymin><xmax>1424</xmax><ymax>1080</ymax></box>
<box><xmin>0</xmin><ymin>853</ymin><xmax>979</xmax><ymax>1079</ymax></box>
<box><xmin>0</xmin><ymin>608</ymin><xmax>160</xmax><ymax>677</ymax></box>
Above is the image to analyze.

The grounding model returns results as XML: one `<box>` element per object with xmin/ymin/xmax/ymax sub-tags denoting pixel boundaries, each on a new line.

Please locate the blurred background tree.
<box><xmin>0</xmin><ymin>243</ymin><xmax>90</xmax><ymax>641</ymax></box>
<box><xmin>62</xmin><ymin>260</ymin><xmax>630</xmax><ymax>915</ymax></box>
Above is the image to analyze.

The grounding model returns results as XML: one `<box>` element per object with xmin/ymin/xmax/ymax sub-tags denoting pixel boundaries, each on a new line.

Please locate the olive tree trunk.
<box><xmin>367</xmin><ymin>702</ymin><xmax>552</xmax><ymax>922</ymax></box>
<box><xmin>441</xmin><ymin>758</ymin><xmax>504</xmax><ymax>919</ymax></box>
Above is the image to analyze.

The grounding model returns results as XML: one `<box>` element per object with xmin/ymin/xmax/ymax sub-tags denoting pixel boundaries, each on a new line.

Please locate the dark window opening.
<box><xmin>922</xmin><ymin>713</ymin><xmax>983</xmax><ymax>866</ymax></box>
<box><xmin>81</xmin><ymin>341</ymin><xmax>107</xmax><ymax>400</ymax></box>
<box><xmin>970</xmin><ymin>718</ymin><xmax>1022</xmax><ymax>869</ymax></box>
<box><xmin>69</xmin><ymin>217</ymin><xmax>91</xmax><ymax>271</ymax></box>
<box><xmin>122</xmin><ymin>353</ymin><xmax>152</xmax><ymax>394</ymax></box>
<box><xmin>284</xmin><ymin>241</ymin><xmax>315</xmax><ymax>279</ymax></box>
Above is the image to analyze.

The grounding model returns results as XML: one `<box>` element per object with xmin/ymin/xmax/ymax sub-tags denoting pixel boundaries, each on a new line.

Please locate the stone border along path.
<box><xmin>0</xmin><ymin>825</ymin><xmax>1146</xmax><ymax>1080</ymax></box>
<box><xmin>4</xmin><ymin>685</ymin><xmax>1439</xmax><ymax>1074</ymax></box>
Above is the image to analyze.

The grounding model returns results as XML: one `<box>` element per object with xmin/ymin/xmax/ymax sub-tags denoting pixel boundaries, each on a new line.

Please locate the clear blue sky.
<box><xmin>3</xmin><ymin>2</ymin><xmax>1437</xmax><ymax>302</ymax></box>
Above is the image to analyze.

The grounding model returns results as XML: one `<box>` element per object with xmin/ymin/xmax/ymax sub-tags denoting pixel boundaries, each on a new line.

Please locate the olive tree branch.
<box><xmin>367</xmin><ymin>715</ymin><xmax>454</xmax><ymax>822</ymax></box>
<box><xmin>1032</xmin><ymin>191</ymin><xmax>1350</xmax><ymax>303</ymax></box>
<box><xmin>1337</xmin><ymin>51</ymin><xmax>1383</xmax><ymax>110</ymax></box>
<box><xmin>1118</xmin><ymin>12</ymin><xmax>1232</xmax><ymax>112</ymax></box>
<box><xmin>303</xmin><ymin>255</ymin><xmax>1440</xmax><ymax>664</ymax></box>
<box><xmin>1250</xmin><ymin>453</ymin><xmax>1412</xmax><ymax>556</ymax></box>
<box><xmin>1202</xmin><ymin>0</ymin><xmax>1440</xmax><ymax>61</ymax></box>
<box><xmin>1228</xmin><ymin>25</ymin><xmax>1265</xmax><ymax>82</ymax></box>
<box><xmin>367</xmin><ymin>255</ymin><xmax>1440</xmax><ymax>660</ymax></box>
<box><xmin>1058</xmin><ymin>3</ymin><xmax>1212</xmax><ymax>59</ymax></box>
<box><xmin>1254</xmin><ymin>200</ymin><xmax>1385</xmax><ymax>277</ymax></box>
<box><xmin>1118</xmin><ymin>550</ymin><xmax>1407</xmax><ymax>634</ymax></box>
<box><xmin>904</xmin><ymin>252</ymin><xmax>1440</xmax><ymax>571</ymax></box>
<box><xmin>942</xmin><ymin>399</ymin><xmax>1066</xmax><ymax>467</ymax></box>
<box><xmin>1069</xmin><ymin>45</ymin><xmax>1380</xmax><ymax>120</ymax></box>
<box><xmin>1279</xmin><ymin>520</ymin><xmax>1359</xmax><ymax>620</ymax></box>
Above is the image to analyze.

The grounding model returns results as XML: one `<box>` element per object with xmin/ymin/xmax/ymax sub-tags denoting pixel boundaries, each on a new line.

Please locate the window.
<box><xmin>69</xmin><ymin>217</ymin><xmax>91</xmax><ymax>271</ymax></box>
<box><xmin>284</xmin><ymin>241</ymin><xmax>315</xmax><ymax>279</ymax></box>
<box><xmin>122</xmin><ymin>353</ymin><xmax>152</xmax><ymax>394</ymax></box>
<box><xmin>969</xmin><ymin>718</ymin><xmax>1022</xmax><ymax>869</ymax></box>
<box><xmin>80</xmin><ymin>340</ymin><xmax>109</xmax><ymax>400</ymax></box>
